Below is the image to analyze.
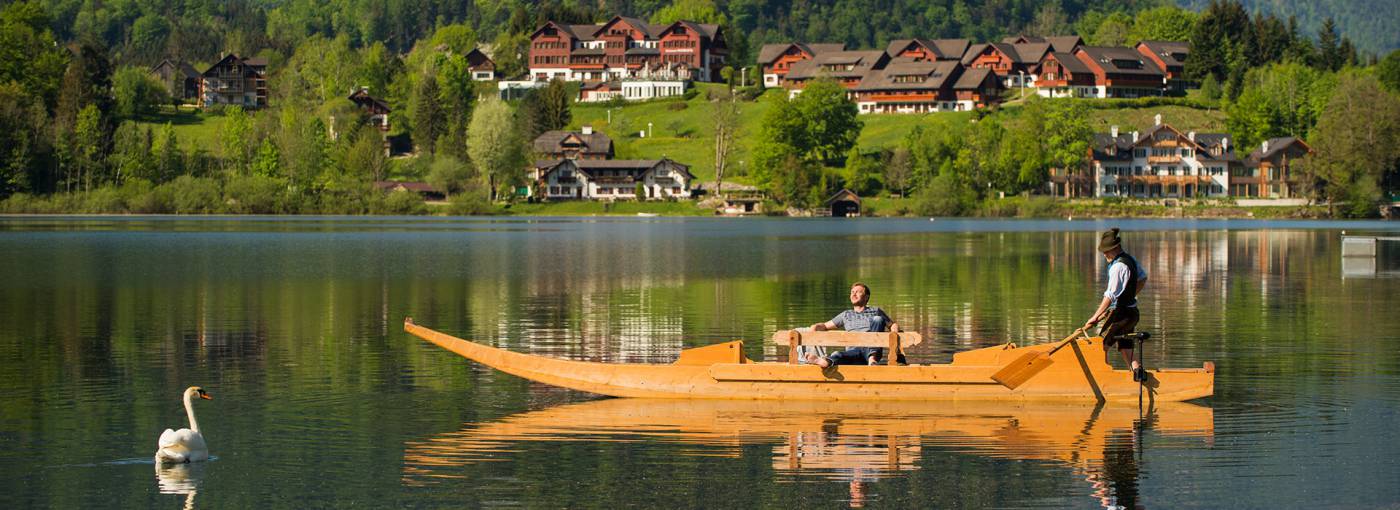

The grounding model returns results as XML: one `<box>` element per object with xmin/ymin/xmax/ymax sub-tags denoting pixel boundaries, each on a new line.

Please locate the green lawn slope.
<box><xmin>126</xmin><ymin>85</ymin><xmax>1230</xmax><ymax>186</ymax></box>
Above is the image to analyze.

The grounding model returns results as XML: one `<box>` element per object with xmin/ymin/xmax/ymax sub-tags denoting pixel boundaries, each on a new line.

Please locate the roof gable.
<box><xmin>823</xmin><ymin>189</ymin><xmax>861</xmax><ymax>206</ymax></box>
<box><xmin>595</xmin><ymin>16</ymin><xmax>653</xmax><ymax>38</ymax></box>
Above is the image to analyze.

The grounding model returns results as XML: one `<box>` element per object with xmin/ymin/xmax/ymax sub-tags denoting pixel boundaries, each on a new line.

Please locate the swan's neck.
<box><xmin>183</xmin><ymin>392</ymin><xmax>200</xmax><ymax>433</ymax></box>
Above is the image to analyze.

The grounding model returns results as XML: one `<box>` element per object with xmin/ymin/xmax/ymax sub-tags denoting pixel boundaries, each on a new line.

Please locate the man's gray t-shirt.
<box><xmin>831</xmin><ymin>307</ymin><xmax>892</xmax><ymax>333</ymax></box>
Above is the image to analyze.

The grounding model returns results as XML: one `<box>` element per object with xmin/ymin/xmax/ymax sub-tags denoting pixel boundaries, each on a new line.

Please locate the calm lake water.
<box><xmin>2</xmin><ymin>216</ymin><xmax>1399</xmax><ymax>509</ymax></box>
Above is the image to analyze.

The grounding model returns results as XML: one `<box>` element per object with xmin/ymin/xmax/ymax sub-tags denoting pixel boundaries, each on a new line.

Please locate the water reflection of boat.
<box><xmin>400</xmin><ymin>399</ymin><xmax>1213</xmax><ymax>486</ymax></box>
<box><xmin>405</xmin><ymin>320</ymin><xmax>1214</xmax><ymax>402</ymax></box>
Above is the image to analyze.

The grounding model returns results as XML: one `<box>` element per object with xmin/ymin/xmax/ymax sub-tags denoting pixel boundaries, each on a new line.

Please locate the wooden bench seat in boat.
<box><xmin>770</xmin><ymin>329</ymin><xmax>924</xmax><ymax>366</ymax></box>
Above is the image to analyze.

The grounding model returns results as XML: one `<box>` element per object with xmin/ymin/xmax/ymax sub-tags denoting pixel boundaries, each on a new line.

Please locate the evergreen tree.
<box><xmin>411</xmin><ymin>74</ymin><xmax>444</xmax><ymax>155</ymax></box>
<box><xmin>1378</xmin><ymin>50</ymin><xmax>1400</xmax><ymax>94</ymax></box>
<box><xmin>1315</xmin><ymin>18</ymin><xmax>1341</xmax><ymax>71</ymax></box>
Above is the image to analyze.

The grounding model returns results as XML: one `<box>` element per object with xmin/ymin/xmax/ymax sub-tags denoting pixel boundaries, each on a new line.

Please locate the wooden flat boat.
<box><xmin>404</xmin><ymin>318</ymin><xmax>1214</xmax><ymax>402</ymax></box>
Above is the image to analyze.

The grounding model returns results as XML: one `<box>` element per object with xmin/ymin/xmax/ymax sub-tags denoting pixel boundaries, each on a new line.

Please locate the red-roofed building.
<box><xmin>528</xmin><ymin>15</ymin><xmax>727</xmax><ymax>83</ymax></box>
<box><xmin>758</xmin><ymin>42</ymin><xmax>846</xmax><ymax>87</ymax></box>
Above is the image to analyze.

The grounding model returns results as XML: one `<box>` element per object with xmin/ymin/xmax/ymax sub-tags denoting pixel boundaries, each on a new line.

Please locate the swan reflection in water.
<box><xmin>401</xmin><ymin>399</ymin><xmax>1212</xmax><ymax>507</ymax></box>
<box><xmin>155</xmin><ymin>461</ymin><xmax>205</xmax><ymax>509</ymax></box>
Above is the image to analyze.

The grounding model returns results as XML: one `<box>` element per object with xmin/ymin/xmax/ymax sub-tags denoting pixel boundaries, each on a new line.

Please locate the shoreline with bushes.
<box><xmin>1</xmin><ymin>186</ymin><xmax>1332</xmax><ymax>219</ymax></box>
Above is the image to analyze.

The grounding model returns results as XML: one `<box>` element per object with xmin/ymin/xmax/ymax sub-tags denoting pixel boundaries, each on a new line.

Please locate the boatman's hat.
<box><xmin>1098</xmin><ymin>228</ymin><xmax>1122</xmax><ymax>252</ymax></box>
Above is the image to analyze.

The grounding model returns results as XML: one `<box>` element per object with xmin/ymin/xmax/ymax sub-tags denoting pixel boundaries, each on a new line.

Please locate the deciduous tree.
<box><xmin>1307</xmin><ymin>75</ymin><xmax>1400</xmax><ymax>216</ymax></box>
<box><xmin>467</xmin><ymin>96</ymin><xmax>526</xmax><ymax>201</ymax></box>
<box><xmin>711</xmin><ymin>93</ymin><xmax>740</xmax><ymax>197</ymax></box>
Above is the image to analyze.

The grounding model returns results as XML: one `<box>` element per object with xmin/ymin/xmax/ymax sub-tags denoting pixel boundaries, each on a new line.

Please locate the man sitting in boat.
<box><xmin>1083</xmin><ymin>228</ymin><xmax>1149</xmax><ymax>382</ymax></box>
<box><xmin>804</xmin><ymin>282</ymin><xmax>907</xmax><ymax>367</ymax></box>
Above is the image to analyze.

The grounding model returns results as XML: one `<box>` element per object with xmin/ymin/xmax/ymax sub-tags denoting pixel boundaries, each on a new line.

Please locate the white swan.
<box><xmin>155</xmin><ymin>386</ymin><xmax>212</xmax><ymax>464</ymax></box>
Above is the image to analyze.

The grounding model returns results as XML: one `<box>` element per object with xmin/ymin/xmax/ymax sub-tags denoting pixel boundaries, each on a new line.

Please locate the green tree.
<box><xmin>112</xmin><ymin>66</ymin><xmax>167</xmax><ymax>119</ymax></box>
<box><xmin>111</xmin><ymin>122</ymin><xmax>153</xmax><ymax>184</ymax></box>
<box><xmin>467</xmin><ymin>96</ymin><xmax>526</xmax><ymax>201</ymax></box>
<box><xmin>128</xmin><ymin>14</ymin><xmax>170</xmax><ymax>61</ymax></box>
<box><xmin>251</xmin><ymin>138</ymin><xmax>280</xmax><ymax>178</ymax></box>
<box><xmin>491</xmin><ymin>32</ymin><xmax>530</xmax><ymax>79</ymax></box>
<box><xmin>0</xmin><ymin>1</ymin><xmax>69</xmax><ymax>109</ymax></box>
<box><xmin>1186</xmin><ymin>0</ymin><xmax>1249</xmax><ymax>82</ymax></box>
<box><xmin>1040</xmin><ymin>99</ymin><xmax>1093</xmax><ymax>190</ymax></box>
<box><xmin>1088</xmin><ymin>12</ymin><xmax>1133</xmax><ymax>46</ymax></box>
<box><xmin>426</xmin><ymin>153</ymin><xmax>475</xmax><ymax>198</ymax></box>
<box><xmin>1130</xmin><ymin>7</ymin><xmax>1197</xmax><ymax>43</ymax></box>
<box><xmin>436</xmin><ymin>54</ymin><xmax>478</xmax><ymax>160</ymax></box>
<box><xmin>518</xmin><ymin>79</ymin><xmax>573</xmax><ymax>142</ymax></box>
<box><xmin>343</xmin><ymin>126</ymin><xmax>389</xmax><ymax>181</ymax></box>
<box><xmin>1024</xmin><ymin>3</ymin><xmax>1070</xmax><ymax>37</ymax></box>
<box><xmin>1199</xmin><ymin>73</ymin><xmax>1222</xmax><ymax>101</ymax></box>
<box><xmin>429</xmin><ymin>24</ymin><xmax>477</xmax><ymax>55</ymax></box>
<box><xmin>0</xmin><ymin>82</ymin><xmax>50</xmax><ymax>196</ymax></box>
<box><xmin>1308</xmin><ymin>75</ymin><xmax>1400</xmax><ymax>216</ymax></box>
<box><xmin>842</xmin><ymin>149</ymin><xmax>883</xmax><ymax>196</ymax></box>
<box><xmin>1314</xmin><ymin>18</ymin><xmax>1342</xmax><ymax>71</ymax></box>
<box><xmin>793</xmin><ymin>78</ymin><xmax>862</xmax><ymax>165</ymax></box>
<box><xmin>1379</xmin><ymin>50</ymin><xmax>1400</xmax><ymax>94</ymax></box>
<box><xmin>67</xmin><ymin>104</ymin><xmax>104</xmax><ymax>192</ymax></box>
<box><xmin>151</xmin><ymin>123</ymin><xmax>183</xmax><ymax>183</ymax></box>
<box><xmin>220</xmin><ymin>106</ymin><xmax>254</xmax><ymax>175</ymax></box>
<box><xmin>411</xmin><ymin>73</ymin><xmax>444</xmax><ymax>155</ymax></box>
<box><xmin>885</xmin><ymin>147</ymin><xmax>913</xmax><ymax>197</ymax></box>
<box><xmin>651</xmin><ymin>0</ymin><xmax>728</xmax><ymax>26</ymax></box>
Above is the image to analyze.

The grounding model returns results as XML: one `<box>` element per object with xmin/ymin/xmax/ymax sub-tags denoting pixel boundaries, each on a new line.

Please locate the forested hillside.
<box><xmin>1180</xmin><ymin>0</ymin><xmax>1399</xmax><ymax>56</ymax></box>
<box><xmin>3</xmin><ymin>0</ymin><xmax>1398</xmax><ymax>218</ymax></box>
<box><xmin>25</xmin><ymin>0</ymin><xmax>1390</xmax><ymax>69</ymax></box>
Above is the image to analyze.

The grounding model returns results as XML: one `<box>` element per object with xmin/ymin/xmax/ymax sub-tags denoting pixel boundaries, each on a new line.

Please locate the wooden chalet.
<box><xmin>1239</xmin><ymin>137</ymin><xmax>1313</xmax><ymax>198</ymax></box>
<box><xmin>534</xmin><ymin>158</ymin><xmax>695</xmax><ymax>200</ymax></box>
<box><xmin>783</xmin><ymin>50</ymin><xmax>890</xmax><ymax>93</ymax></box>
<box><xmin>1001</xmin><ymin>35</ymin><xmax>1083</xmax><ymax>53</ymax></box>
<box><xmin>883</xmin><ymin>39</ymin><xmax>971</xmax><ymax>62</ymax></box>
<box><xmin>533</xmin><ymin>127</ymin><xmax>614</xmax><ymax>160</ymax></box>
<box><xmin>465</xmin><ymin>48</ymin><xmax>497</xmax><ymax>81</ymax></box>
<box><xmin>961</xmin><ymin>42</ymin><xmax>1050</xmax><ymax>87</ymax></box>
<box><xmin>150</xmin><ymin>59</ymin><xmax>200</xmax><ymax>102</ymax></box>
<box><xmin>1072</xmin><ymin>46</ymin><xmax>1166</xmax><ymax>98</ymax></box>
<box><xmin>853</xmin><ymin>60</ymin><xmax>998</xmax><ymax>114</ymax></box>
<box><xmin>1034</xmin><ymin>51</ymin><xmax>1097</xmax><ymax>98</ymax></box>
<box><xmin>1135</xmin><ymin>41</ymin><xmax>1190</xmax><ymax>94</ymax></box>
<box><xmin>528</xmin><ymin>15</ymin><xmax>727</xmax><ymax>83</ymax></box>
<box><xmin>952</xmin><ymin>67</ymin><xmax>1003</xmax><ymax>109</ymax></box>
<box><xmin>198</xmin><ymin>54</ymin><xmax>267</xmax><ymax>109</ymax></box>
<box><xmin>347</xmin><ymin>87</ymin><xmax>391</xmax><ymax>131</ymax></box>
<box><xmin>758</xmin><ymin>42</ymin><xmax>846</xmax><ymax>87</ymax></box>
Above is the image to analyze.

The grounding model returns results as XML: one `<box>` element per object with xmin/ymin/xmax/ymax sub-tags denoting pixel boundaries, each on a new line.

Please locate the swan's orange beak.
<box><xmin>199</xmin><ymin>393</ymin><xmax>213</xmax><ymax>400</ymax></box>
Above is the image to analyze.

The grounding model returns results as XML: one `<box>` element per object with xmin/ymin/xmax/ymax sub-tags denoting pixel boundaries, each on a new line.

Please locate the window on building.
<box><xmin>1134</xmin><ymin>149</ymin><xmax>1147</xmax><ymax>158</ymax></box>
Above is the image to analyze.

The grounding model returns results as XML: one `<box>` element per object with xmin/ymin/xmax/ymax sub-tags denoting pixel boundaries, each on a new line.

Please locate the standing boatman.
<box><xmin>1084</xmin><ymin>228</ymin><xmax>1149</xmax><ymax>381</ymax></box>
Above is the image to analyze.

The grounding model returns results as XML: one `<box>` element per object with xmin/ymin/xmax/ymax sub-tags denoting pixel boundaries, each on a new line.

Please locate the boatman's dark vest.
<box><xmin>1110</xmin><ymin>252</ymin><xmax>1140</xmax><ymax>309</ymax></box>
